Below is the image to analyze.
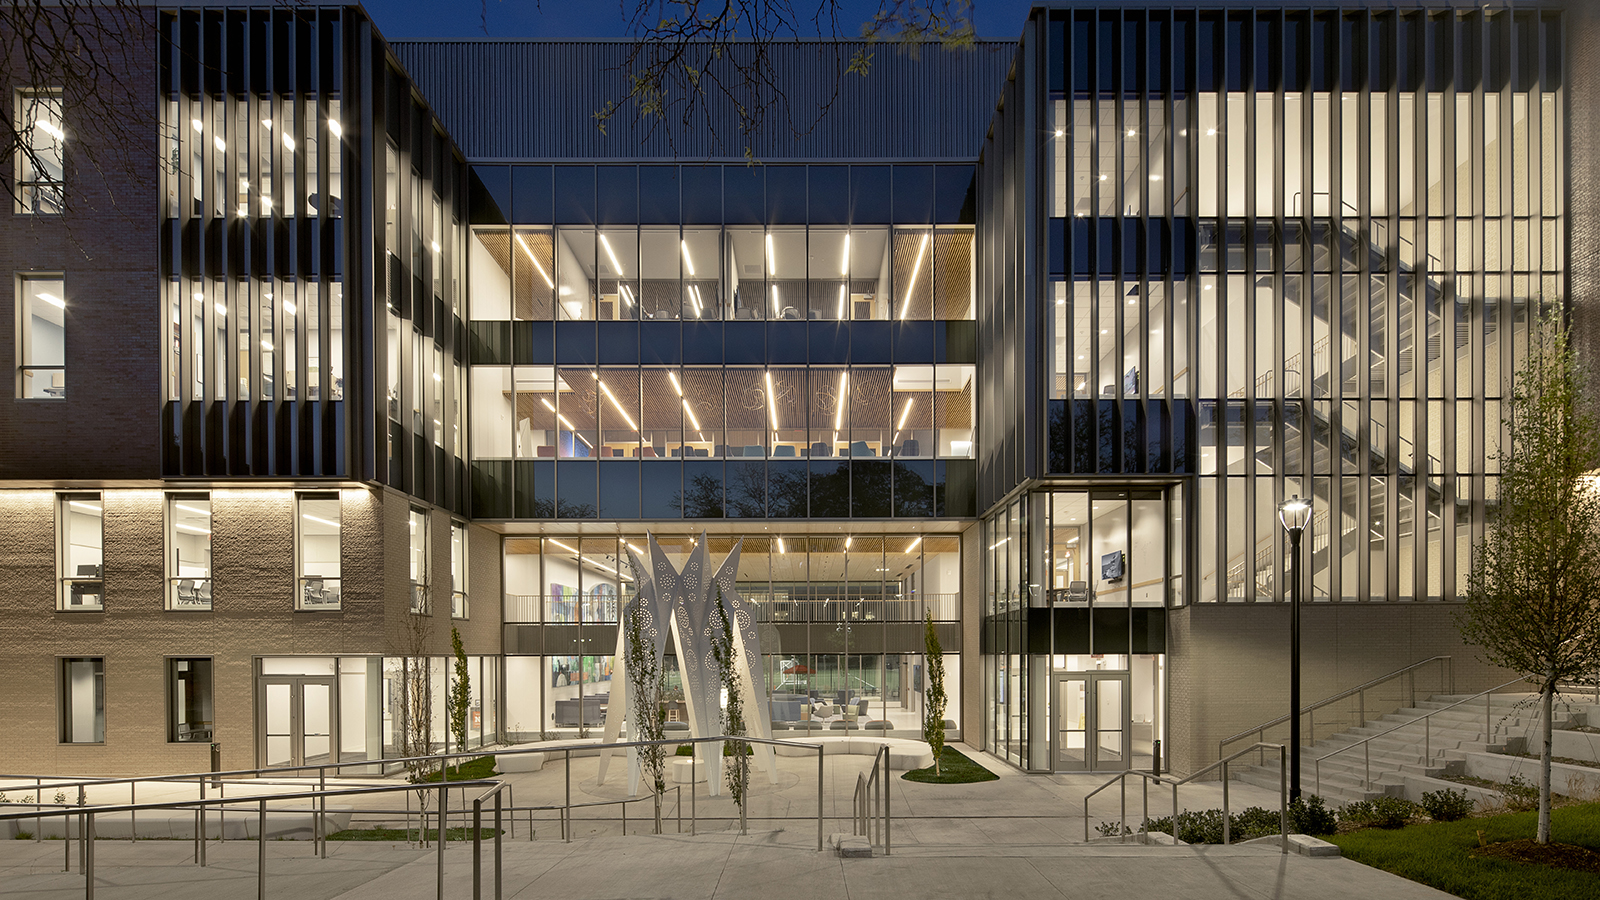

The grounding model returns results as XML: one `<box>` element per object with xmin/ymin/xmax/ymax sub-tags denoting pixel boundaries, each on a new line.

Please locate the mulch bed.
<box><xmin>1472</xmin><ymin>839</ymin><xmax>1600</xmax><ymax>874</ymax></box>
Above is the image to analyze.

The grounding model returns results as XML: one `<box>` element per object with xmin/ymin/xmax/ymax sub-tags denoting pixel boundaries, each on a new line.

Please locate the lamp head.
<box><xmin>1279</xmin><ymin>495</ymin><xmax>1311</xmax><ymax>536</ymax></box>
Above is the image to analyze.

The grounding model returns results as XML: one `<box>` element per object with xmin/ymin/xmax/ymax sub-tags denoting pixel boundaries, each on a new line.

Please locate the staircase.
<box><xmin>1233</xmin><ymin>692</ymin><xmax>1583</xmax><ymax>804</ymax></box>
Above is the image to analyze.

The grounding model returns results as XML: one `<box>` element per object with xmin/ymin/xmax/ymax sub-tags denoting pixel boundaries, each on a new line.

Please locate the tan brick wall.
<box><xmin>0</xmin><ymin>484</ymin><xmax>504</xmax><ymax>776</ymax></box>
<box><xmin>1166</xmin><ymin>603</ymin><xmax>1515</xmax><ymax>777</ymax></box>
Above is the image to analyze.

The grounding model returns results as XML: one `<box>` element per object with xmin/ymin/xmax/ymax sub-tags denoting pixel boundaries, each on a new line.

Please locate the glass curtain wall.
<box><xmin>1040</xmin><ymin>7</ymin><xmax>1559</xmax><ymax>603</ymax></box>
<box><xmin>502</xmin><ymin>533</ymin><xmax>961</xmax><ymax>740</ymax></box>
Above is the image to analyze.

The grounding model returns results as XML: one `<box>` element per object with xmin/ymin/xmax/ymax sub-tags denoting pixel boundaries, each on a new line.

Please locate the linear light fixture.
<box><xmin>283</xmin><ymin>298</ymin><xmax>297</xmax><ymax>315</ymax></box>
<box><xmin>327</xmin><ymin>119</ymin><xmax>342</xmax><ymax>138</ymax></box>
<box><xmin>301</xmin><ymin>513</ymin><xmax>341</xmax><ymax>529</ymax></box>
<box><xmin>191</xmin><ymin>118</ymin><xmax>204</xmax><ymax>132</ymax></box>
<box><xmin>989</xmin><ymin>537</ymin><xmax>1009</xmax><ymax>550</ymax></box>
<box><xmin>175</xmin><ymin>503</ymin><xmax>210</xmax><ymax>517</ymax></box>
<box><xmin>777</xmin><ymin>537</ymin><xmax>786</xmax><ymax>554</ymax></box>
<box><xmin>214</xmin><ymin>302</ymin><xmax>227</xmax><ymax>316</ymax></box>
<box><xmin>261</xmin><ymin>339</ymin><xmax>274</xmax><ymax>351</ymax></box>
<box><xmin>844</xmin><ymin>536</ymin><xmax>853</xmax><ymax>550</ymax></box>
<box><xmin>282</xmin><ymin>133</ymin><xmax>295</xmax><ymax>152</ymax></box>
<box><xmin>897</xmin><ymin>397</ymin><xmax>915</xmax><ymax>430</ymax></box>
<box><xmin>765</xmin><ymin>232</ymin><xmax>776</xmax><ymax>274</ymax></box>
<box><xmin>515</xmin><ymin>235</ymin><xmax>555</xmax><ymax>289</ymax></box>
<box><xmin>174</xmin><ymin>522</ymin><xmax>211</xmax><ymax>535</ymax></box>
<box><xmin>37</xmin><ymin>292</ymin><xmax>65</xmax><ymax>309</ymax></box>
<box><xmin>771</xmin><ymin>284</ymin><xmax>780</xmax><ymax>316</ymax></box>
<box><xmin>682</xmin><ymin>398</ymin><xmax>701</xmax><ymax>431</ymax></box>
<box><xmin>35</xmin><ymin>118</ymin><xmax>63</xmax><ymax>140</ymax></box>
<box><xmin>906</xmin><ymin>536</ymin><xmax>922</xmax><ymax>552</ymax></box>
<box><xmin>668</xmin><ymin>371</ymin><xmax>684</xmax><ymax>396</ymax></box>
<box><xmin>833</xmin><ymin>371</ymin><xmax>848</xmax><ymax>431</ymax></box>
<box><xmin>619</xmin><ymin>283</ymin><xmax>635</xmax><ymax>308</ymax></box>
<box><xmin>600</xmin><ymin>234</ymin><xmax>624</xmax><ymax>277</ymax></box>
<box><xmin>213</xmin><ymin>136</ymin><xmax>225</xmax><ymax>152</ymax></box>
<box><xmin>69</xmin><ymin>500</ymin><xmax>102</xmax><ymax>513</ymax></box>
<box><xmin>765</xmin><ymin>371</ymin><xmax>780</xmax><ymax>431</ymax></box>
<box><xmin>681</xmin><ymin>240</ymin><xmax>696</xmax><ymax>276</ymax></box>
<box><xmin>898</xmin><ymin>233</ymin><xmax>930</xmax><ymax>319</ymax></box>
<box><xmin>597</xmin><ymin>379</ymin><xmax>638</xmax><ymax>431</ymax></box>
<box><xmin>548</xmin><ymin>538</ymin><xmax>578</xmax><ymax>553</ymax></box>
<box><xmin>840</xmin><ymin>233</ymin><xmax>851</xmax><ymax>275</ymax></box>
<box><xmin>260</xmin><ymin>117</ymin><xmax>272</xmax><ymax>130</ymax></box>
<box><xmin>689</xmin><ymin>285</ymin><xmax>704</xmax><ymax>317</ymax></box>
<box><xmin>836</xmin><ymin>284</ymin><xmax>847</xmax><ymax>319</ymax></box>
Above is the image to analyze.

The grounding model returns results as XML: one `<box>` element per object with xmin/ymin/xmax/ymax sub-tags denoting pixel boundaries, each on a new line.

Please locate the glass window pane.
<box><xmin>297</xmin><ymin>494</ymin><xmax>342</xmax><ymax>609</ymax></box>
<box><xmin>168</xmin><ymin>494</ymin><xmax>212</xmax><ymax>610</ymax></box>
<box><xmin>61</xmin><ymin>657</ymin><xmax>105</xmax><ymax>743</ymax></box>
<box><xmin>20</xmin><ymin>274</ymin><xmax>66</xmax><ymax>398</ymax></box>
<box><xmin>168</xmin><ymin>657</ymin><xmax>214</xmax><ymax>742</ymax></box>
<box><xmin>60</xmin><ymin>493</ymin><xmax>103</xmax><ymax>610</ymax></box>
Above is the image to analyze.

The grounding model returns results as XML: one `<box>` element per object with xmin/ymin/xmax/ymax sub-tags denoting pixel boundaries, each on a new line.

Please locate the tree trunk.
<box><xmin>1539</xmin><ymin>682</ymin><xmax>1553</xmax><ymax>844</ymax></box>
<box><xmin>654</xmin><ymin>789</ymin><xmax>662</xmax><ymax>835</ymax></box>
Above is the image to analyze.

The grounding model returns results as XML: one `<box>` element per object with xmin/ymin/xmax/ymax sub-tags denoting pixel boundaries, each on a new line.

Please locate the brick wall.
<box><xmin>1166</xmin><ymin>602</ymin><xmax>1516</xmax><ymax>777</ymax></box>
<box><xmin>1569</xmin><ymin>1</ymin><xmax>1600</xmax><ymax>425</ymax></box>
<box><xmin>0</xmin><ymin>8</ymin><xmax>161</xmax><ymax>479</ymax></box>
<box><xmin>0</xmin><ymin>484</ymin><xmax>504</xmax><ymax>775</ymax></box>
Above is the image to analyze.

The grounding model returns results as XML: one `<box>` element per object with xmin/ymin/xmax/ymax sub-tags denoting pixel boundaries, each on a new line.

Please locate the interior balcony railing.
<box><xmin>504</xmin><ymin>592</ymin><xmax>960</xmax><ymax>625</ymax></box>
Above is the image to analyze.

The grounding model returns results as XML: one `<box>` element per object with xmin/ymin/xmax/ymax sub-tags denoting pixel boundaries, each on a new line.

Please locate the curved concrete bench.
<box><xmin>495</xmin><ymin>737</ymin><xmax>610</xmax><ymax>773</ymax></box>
<box><xmin>771</xmin><ymin>736</ymin><xmax>934</xmax><ymax>771</ymax></box>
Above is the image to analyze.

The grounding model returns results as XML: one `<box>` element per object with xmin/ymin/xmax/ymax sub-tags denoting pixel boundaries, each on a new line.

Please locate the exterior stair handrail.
<box><xmin>1218</xmin><ymin>656</ymin><xmax>1454</xmax><ymax>760</ymax></box>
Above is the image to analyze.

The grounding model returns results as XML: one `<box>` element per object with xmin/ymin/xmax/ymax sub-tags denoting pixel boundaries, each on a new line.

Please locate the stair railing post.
<box><xmin>1359</xmin><ymin>689</ymin><xmax>1365</xmax><ymax>728</ymax></box>
<box><xmin>1222</xmin><ymin>762</ymin><xmax>1231</xmax><ymax>845</ymax></box>
<box><xmin>1172</xmin><ymin>782</ymin><xmax>1179</xmax><ymax>846</ymax></box>
<box><xmin>1425</xmin><ymin>713</ymin><xmax>1431</xmax><ymax>761</ymax></box>
<box><xmin>85</xmin><ymin>812</ymin><xmax>94</xmax><ymax>900</ymax></box>
<box><xmin>1364</xmin><ymin>739</ymin><xmax>1370</xmax><ymax>786</ymax></box>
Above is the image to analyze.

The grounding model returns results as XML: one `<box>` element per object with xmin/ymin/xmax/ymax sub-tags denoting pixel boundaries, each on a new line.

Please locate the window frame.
<box><xmin>166</xmin><ymin>492</ymin><xmax>212</xmax><ymax>611</ymax></box>
<box><xmin>409</xmin><ymin>507</ymin><xmax>430</xmax><ymax>614</ymax></box>
<box><xmin>166</xmin><ymin>657</ymin><xmax>214</xmax><ymax>743</ymax></box>
<box><xmin>18</xmin><ymin>272</ymin><xmax>66</xmax><ymax>399</ymax></box>
<box><xmin>58</xmin><ymin>656</ymin><xmax>105</xmax><ymax>744</ymax></box>
<box><xmin>295</xmin><ymin>491</ymin><xmax>342</xmax><ymax>611</ymax></box>
<box><xmin>15</xmin><ymin>87</ymin><xmax>64</xmax><ymax>214</ymax></box>
<box><xmin>451</xmin><ymin>520</ymin><xmax>468</xmax><ymax>619</ymax></box>
<box><xmin>57</xmin><ymin>491</ymin><xmax>103</xmax><ymax>611</ymax></box>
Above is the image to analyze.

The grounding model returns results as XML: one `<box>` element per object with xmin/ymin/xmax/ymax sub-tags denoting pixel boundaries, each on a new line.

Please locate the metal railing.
<box><xmin>506</xmin><ymin>592</ymin><xmax>961</xmax><ymax>625</ymax></box>
<box><xmin>1218</xmin><ymin>656</ymin><xmax>1455</xmax><ymax>762</ymax></box>
<box><xmin>0</xmin><ymin>779</ymin><xmax>504</xmax><ymax>900</ymax></box>
<box><xmin>1084</xmin><ymin>742</ymin><xmax>1289</xmax><ymax>853</ymax></box>
<box><xmin>0</xmin><ymin>731</ymin><xmax>834</xmax><ymax>898</ymax></box>
<box><xmin>851</xmin><ymin>744</ymin><xmax>891</xmax><ymax>855</ymax></box>
<box><xmin>1312</xmin><ymin>677</ymin><xmax>1528</xmax><ymax>798</ymax></box>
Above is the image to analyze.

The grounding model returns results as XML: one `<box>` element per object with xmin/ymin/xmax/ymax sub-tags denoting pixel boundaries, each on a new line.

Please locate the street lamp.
<box><xmin>1279</xmin><ymin>495</ymin><xmax>1312</xmax><ymax>802</ymax></box>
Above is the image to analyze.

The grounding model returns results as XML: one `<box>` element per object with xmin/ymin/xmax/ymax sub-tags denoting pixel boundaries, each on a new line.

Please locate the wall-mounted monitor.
<box><xmin>1101</xmin><ymin>550</ymin><xmax>1125</xmax><ymax>583</ymax></box>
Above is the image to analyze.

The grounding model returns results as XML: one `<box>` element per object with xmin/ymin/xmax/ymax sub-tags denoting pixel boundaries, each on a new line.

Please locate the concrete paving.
<box><xmin>0</xmin><ymin>745</ymin><xmax>1456</xmax><ymax>900</ymax></box>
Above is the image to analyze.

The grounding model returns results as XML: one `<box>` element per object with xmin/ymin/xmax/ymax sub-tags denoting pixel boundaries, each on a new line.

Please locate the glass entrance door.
<box><xmin>1052</xmin><ymin>672</ymin><xmax>1130</xmax><ymax>772</ymax></box>
<box><xmin>260</xmin><ymin>676</ymin><xmax>336</xmax><ymax>768</ymax></box>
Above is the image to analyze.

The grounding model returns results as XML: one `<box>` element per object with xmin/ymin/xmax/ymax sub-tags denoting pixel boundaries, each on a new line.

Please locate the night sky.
<box><xmin>357</xmin><ymin>0</ymin><xmax>1039</xmax><ymax>41</ymax></box>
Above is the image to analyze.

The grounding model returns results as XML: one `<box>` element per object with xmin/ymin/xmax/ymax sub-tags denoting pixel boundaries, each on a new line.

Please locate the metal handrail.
<box><xmin>851</xmin><ymin>744</ymin><xmax>891</xmax><ymax>855</ymax></box>
<box><xmin>1218</xmin><ymin>656</ymin><xmax>1454</xmax><ymax>759</ymax></box>
<box><xmin>1312</xmin><ymin>677</ymin><xmax>1531</xmax><ymax>797</ymax></box>
<box><xmin>1083</xmin><ymin>742</ymin><xmax>1289</xmax><ymax>854</ymax></box>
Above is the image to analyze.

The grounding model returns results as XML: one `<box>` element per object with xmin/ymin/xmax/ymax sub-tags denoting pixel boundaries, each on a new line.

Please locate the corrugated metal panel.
<box><xmin>389</xmin><ymin>39</ymin><xmax>1016</xmax><ymax>161</ymax></box>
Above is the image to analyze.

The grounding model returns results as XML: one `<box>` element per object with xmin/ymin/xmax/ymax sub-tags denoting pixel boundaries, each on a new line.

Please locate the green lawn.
<box><xmin>1330</xmin><ymin>802</ymin><xmax>1600</xmax><ymax>900</ymax></box>
<box><xmin>901</xmin><ymin>746</ymin><xmax>999</xmax><ymax>784</ymax></box>
<box><xmin>414</xmin><ymin>755</ymin><xmax>498</xmax><ymax>783</ymax></box>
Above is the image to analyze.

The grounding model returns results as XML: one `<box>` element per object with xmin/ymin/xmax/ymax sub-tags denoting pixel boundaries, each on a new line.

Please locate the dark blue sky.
<box><xmin>358</xmin><ymin>0</ymin><xmax>1039</xmax><ymax>41</ymax></box>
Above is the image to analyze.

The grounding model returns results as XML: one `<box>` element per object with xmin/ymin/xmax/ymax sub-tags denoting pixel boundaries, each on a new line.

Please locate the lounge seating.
<box><xmin>774</xmin><ymin>445</ymin><xmax>796</xmax><ymax>457</ymax></box>
<box><xmin>849</xmin><ymin>441</ymin><xmax>873</xmax><ymax>457</ymax></box>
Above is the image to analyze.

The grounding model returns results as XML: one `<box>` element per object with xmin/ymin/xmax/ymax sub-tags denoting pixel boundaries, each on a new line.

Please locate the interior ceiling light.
<box><xmin>327</xmin><ymin>119</ymin><xmax>342</xmax><ymax>138</ymax></box>
<box><xmin>682</xmin><ymin>398</ymin><xmax>701</xmax><ymax>431</ymax></box>
<box><xmin>777</xmin><ymin>537</ymin><xmax>786</xmax><ymax>554</ymax></box>
<box><xmin>301</xmin><ymin>512</ymin><xmax>340</xmax><ymax>529</ymax></box>
<box><xmin>261</xmin><ymin>117</ymin><xmax>272</xmax><ymax>130</ymax></box>
<box><xmin>907</xmin><ymin>536</ymin><xmax>922</xmax><ymax>552</ymax></box>
<box><xmin>37</xmin><ymin>292</ymin><xmax>65</xmax><ymax>309</ymax></box>
<box><xmin>766</xmin><ymin>232</ymin><xmax>776</xmax><ymax>274</ymax></box>
<box><xmin>1054</xmin><ymin>128</ymin><xmax>1064</xmax><ymax>137</ymax></box>
<box><xmin>213</xmin><ymin>135</ymin><xmax>225</xmax><ymax>152</ymax></box>
<box><xmin>597</xmin><ymin>378</ymin><xmax>639</xmax><ymax>431</ymax></box>
<box><xmin>845</xmin><ymin>536</ymin><xmax>853</xmax><ymax>549</ymax></box>
<box><xmin>283</xmin><ymin>299</ymin><xmax>297</xmax><ymax>315</ymax></box>
<box><xmin>840</xmin><ymin>234</ymin><xmax>850</xmax><ymax>275</ymax></box>
<box><xmin>600</xmin><ymin>234</ymin><xmax>625</xmax><ymax>277</ymax></box>
<box><xmin>214</xmin><ymin>302</ymin><xmax>227</xmax><ymax>316</ymax></box>
<box><xmin>837</xmin><ymin>284</ymin><xmax>847</xmax><ymax>319</ymax></box>
<box><xmin>897</xmin><ymin>397</ymin><xmax>915</xmax><ymax>431</ymax></box>
<box><xmin>191</xmin><ymin>118</ymin><xmax>204</xmax><ymax>132</ymax></box>
<box><xmin>771</xmin><ymin>283</ymin><xmax>780</xmax><ymax>314</ymax></box>
<box><xmin>680</xmin><ymin>240</ymin><xmax>696</xmax><ymax>277</ymax></box>
<box><xmin>261</xmin><ymin>339</ymin><xmax>274</xmax><ymax>351</ymax></box>
<box><xmin>282</xmin><ymin>133</ymin><xmax>295</xmax><ymax>152</ymax></box>
<box><xmin>765</xmin><ymin>371</ymin><xmax>781</xmax><ymax>431</ymax></box>
<box><xmin>668</xmin><ymin>371</ymin><xmax>684</xmax><ymax>397</ymax></box>
<box><xmin>898</xmin><ymin>233</ymin><xmax>930</xmax><ymax>320</ymax></box>
<box><xmin>515</xmin><ymin>234</ymin><xmax>555</xmax><ymax>289</ymax></box>
<box><xmin>35</xmin><ymin>118</ymin><xmax>63</xmax><ymax>140</ymax></box>
<box><xmin>175</xmin><ymin>503</ymin><xmax>210</xmax><ymax>517</ymax></box>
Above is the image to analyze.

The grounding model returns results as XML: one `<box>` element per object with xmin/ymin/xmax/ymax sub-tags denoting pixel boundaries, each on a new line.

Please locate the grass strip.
<box><xmin>1329</xmin><ymin>802</ymin><xmax>1600</xmax><ymax>900</ymax></box>
<box><xmin>901</xmin><ymin>746</ymin><xmax>999</xmax><ymax>784</ymax></box>
<box><xmin>414</xmin><ymin>755</ymin><xmax>498</xmax><ymax>783</ymax></box>
<box><xmin>327</xmin><ymin>826</ymin><xmax>504</xmax><ymax>842</ymax></box>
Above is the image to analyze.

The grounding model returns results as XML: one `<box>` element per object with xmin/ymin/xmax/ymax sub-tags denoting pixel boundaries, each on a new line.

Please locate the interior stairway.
<box><xmin>1232</xmin><ymin>693</ymin><xmax>1583</xmax><ymax>805</ymax></box>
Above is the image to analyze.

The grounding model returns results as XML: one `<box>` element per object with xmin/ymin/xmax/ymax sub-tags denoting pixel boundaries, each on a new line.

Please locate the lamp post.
<box><xmin>1278</xmin><ymin>495</ymin><xmax>1311</xmax><ymax>802</ymax></box>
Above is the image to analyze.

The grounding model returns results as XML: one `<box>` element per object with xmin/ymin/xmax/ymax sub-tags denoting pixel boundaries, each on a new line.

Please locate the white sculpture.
<box><xmin>597</xmin><ymin>534</ymin><xmax>778</xmax><ymax>796</ymax></box>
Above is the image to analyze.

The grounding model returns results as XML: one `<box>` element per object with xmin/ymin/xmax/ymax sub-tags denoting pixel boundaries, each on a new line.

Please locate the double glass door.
<box><xmin>261</xmin><ymin>676</ymin><xmax>335</xmax><ymax>768</ymax></box>
<box><xmin>1052</xmin><ymin>672</ymin><xmax>1129</xmax><ymax>772</ymax></box>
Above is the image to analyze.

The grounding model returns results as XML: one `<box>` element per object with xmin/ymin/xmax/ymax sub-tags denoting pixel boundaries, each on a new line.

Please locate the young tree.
<box><xmin>710</xmin><ymin>591</ymin><xmax>750</xmax><ymax>831</ymax></box>
<box><xmin>447</xmin><ymin>626</ymin><xmax>472</xmax><ymax>755</ymax></box>
<box><xmin>923</xmin><ymin>611</ymin><xmax>948</xmax><ymax>775</ymax></box>
<box><xmin>1457</xmin><ymin>314</ymin><xmax>1600</xmax><ymax>844</ymax></box>
<box><xmin>392</xmin><ymin>611</ymin><xmax>439</xmax><ymax>846</ymax></box>
<box><xmin>625</xmin><ymin>601</ymin><xmax>669</xmax><ymax>833</ymax></box>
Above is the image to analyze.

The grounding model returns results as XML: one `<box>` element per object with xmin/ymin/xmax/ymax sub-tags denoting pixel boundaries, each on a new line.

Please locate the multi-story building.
<box><xmin>1</xmin><ymin>1</ymin><xmax>1589</xmax><ymax>779</ymax></box>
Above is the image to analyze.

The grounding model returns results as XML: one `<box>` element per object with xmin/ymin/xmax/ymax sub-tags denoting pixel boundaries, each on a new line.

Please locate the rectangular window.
<box><xmin>58</xmin><ymin>492</ymin><xmax>102</xmax><ymax>610</ymax></box>
<box><xmin>167</xmin><ymin>657</ymin><xmax>213</xmax><ymax>742</ymax></box>
<box><xmin>18</xmin><ymin>274</ymin><xmax>66</xmax><ymax>398</ymax></box>
<box><xmin>16</xmin><ymin>89</ymin><xmax>64</xmax><ymax>214</ymax></box>
<box><xmin>409</xmin><ymin>507</ymin><xmax>429</xmax><ymax>613</ymax></box>
<box><xmin>296</xmin><ymin>493</ymin><xmax>341</xmax><ymax>610</ymax></box>
<box><xmin>59</xmin><ymin>657</ymin><xmax>104</xmax><ymax>743</ymax></box>
<box><xmin>167</xmin><ymin>493</ymin><xmax>212</xmax><ymax>610</ymax></box>
<box><xmin>451</xmin><ymin>521</ymin><xmax>468</xmax><ymax>619</ymax></box>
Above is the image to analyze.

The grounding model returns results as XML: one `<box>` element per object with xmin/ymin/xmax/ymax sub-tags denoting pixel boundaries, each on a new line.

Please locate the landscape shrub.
<box><xmin>1419</xmin><ymin>788</ymin><xmax>1475</xmax><ymax>822</ymax></box>
<box><xmin>1339</xmin><ymin>796</ymin><xmax>1419</xmax><ymax>829</ymax></box>
<box><xmin>1290</xmin><ymin>795</ymin><xmax>1338</xmax><ymax>835</ymax></box>
<box><xmin>1500</xmin><ymin>774</ymin><xmax>1538</xmax><ymax>812</ymax></box>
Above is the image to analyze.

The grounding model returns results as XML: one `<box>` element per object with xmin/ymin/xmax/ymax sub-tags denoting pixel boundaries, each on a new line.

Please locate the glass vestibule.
<box><xmin>1045</xmin><ymin>489</ymin><xmax>1170</xmax><ymax>607</ymax></box>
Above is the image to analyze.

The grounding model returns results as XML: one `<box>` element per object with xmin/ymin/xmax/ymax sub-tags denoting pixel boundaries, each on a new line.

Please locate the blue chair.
<box><xmin>901</xmin><ymin>438</ymin><xmax>921</xmax><ymax>457</ymax></box>
<box><xmin>810</xmin><ymin>441</ymin><xmax>831</xmax><ymax>457</ymax></box>
<box><xmin>849</xmin><ymin>441</ymin><xmax>873</xmax><ymax>457</ymax></box>
<box><xmin>742</xmin><ymin>445</ymin><xmax>764</xmax><ymax>457</ymax></box>
<box><xmin>774</xmin><ymin>445</ymin><xmax>796</xmax><ymax>457</ymax></box>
